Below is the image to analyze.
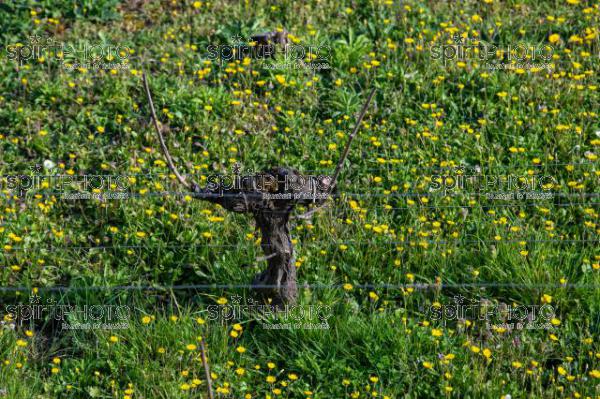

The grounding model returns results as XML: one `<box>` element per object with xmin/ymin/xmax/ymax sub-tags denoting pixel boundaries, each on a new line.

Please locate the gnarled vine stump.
<box><xmin>192</xmin><ymin>167</ymin><xmax>329</xmax><ymax>305</ymax></box>
<box><xmin>143</xmin><ymin>73</ymin><xmax>375</xmax><ymax>305</ymax></box>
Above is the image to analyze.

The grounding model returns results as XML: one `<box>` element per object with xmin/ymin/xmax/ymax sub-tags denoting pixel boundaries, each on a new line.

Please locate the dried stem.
<box><xmin>296</xmin><ymin>87</ymin><xmax>376</xmax><ymax>219</ymax></box>
<box><xmin>329</xmin><ymin>87</ymin><xmax>376</xmax><ymax>192</ymax></box>
<box><xmin>142</xmin><ymin>72</ymin><xmax>194</xmax><ymax>191</ymax></box>
<box><xmin>199</xmin><ymin>337</ymin><xmax>214</xmax><ymax>399</ymax></box>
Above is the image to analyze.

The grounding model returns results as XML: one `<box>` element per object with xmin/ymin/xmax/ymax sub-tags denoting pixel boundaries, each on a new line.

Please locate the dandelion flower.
<box><xmin>549</xmin><ymin>34</ymin><xmax>560</xmax><ymax>44</ymax></box>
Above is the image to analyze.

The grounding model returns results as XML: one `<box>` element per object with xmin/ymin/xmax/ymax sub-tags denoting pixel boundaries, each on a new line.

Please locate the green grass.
<box><xmin>0</xmin><ymin>0</ymin><xmax>599</xmax><ymax>398</ymax></box>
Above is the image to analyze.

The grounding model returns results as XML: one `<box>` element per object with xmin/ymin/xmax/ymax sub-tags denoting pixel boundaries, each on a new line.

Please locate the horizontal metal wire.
<box><xmin>0</xmin><ymin>282</ymin><xmax>598</xmax><ymax>293</ymax></box>
<box><xmin>1</xmin><ymin>238</ymin><xmax>597</xmax><ymax>252</ymax></box>
<box><xmin>0</xmin><ymin>161</ymin><xmax>596</xmax><ymax>174</ymax></box>
<box><xmin>349</xmin><ymin>202</ymin><xmax>600</xmax><ymax>211</ymax></box>
<box><xmin>0</xmin><ymin>202</ymin><xmax>596</xmax><ymax>229</ymax></box>
<box><xmin>1</xmin><ymin>190</ymin><xmax>598</xmax><ymax>199</ymax></box>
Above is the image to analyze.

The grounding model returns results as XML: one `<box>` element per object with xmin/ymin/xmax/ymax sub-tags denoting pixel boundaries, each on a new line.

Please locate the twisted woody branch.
<box><xmin>142</xmin><ymin>73</ymin><xmax>375</xmax><ymax>304</ymax></box>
